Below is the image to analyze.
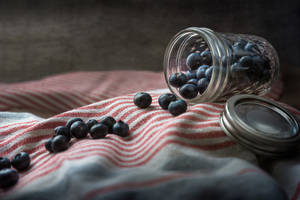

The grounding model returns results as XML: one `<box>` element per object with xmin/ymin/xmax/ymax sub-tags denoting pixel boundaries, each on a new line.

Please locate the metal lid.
<box><xmin>220</xmin><ymin>94</ymin><xmax>300</xmax><ymax>157</ymax></box>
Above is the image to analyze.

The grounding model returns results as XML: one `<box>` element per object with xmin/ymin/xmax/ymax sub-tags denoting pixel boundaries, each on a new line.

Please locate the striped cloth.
<box><xmin>0</xmin><ymin>70</ymin><xmax>299</xmax><ymax>200</ymax></box>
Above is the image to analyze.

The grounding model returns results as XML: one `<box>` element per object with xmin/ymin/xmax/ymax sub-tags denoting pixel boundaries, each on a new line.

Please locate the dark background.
<box><xmin>0</xmin><ymin>0</ymin><xmax>299</xmax><ymax>107</ymax></box>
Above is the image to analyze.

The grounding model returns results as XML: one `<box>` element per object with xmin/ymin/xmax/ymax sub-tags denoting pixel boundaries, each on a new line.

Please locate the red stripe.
<box><xmin>64</xmin><ymin>90</ymin><xmax>94</xmax><ymax>106</ymax></box>
<box><xmin>0</xmin><ymin>96</ymin><xmax>23</xmax><ymax>108</ymax></box>
<box><xmin>0</xmin><ymin>92</ymin><xmax>57</xmax><ymax>114</ymax></box>
<box><xmin>0</xmin><ymin>120</ymin><xmax>37</xmax><ymax>129</ymax></box>
<box><xmin>0</xmin><ymin>124</ymin><xmax>36</xmax><ymax>136</ymax></box>
<box><xmin>24</xmin><ymin>90</ymin><xmax>72</xmax><ymax>112</ymax></box>
<box><xmin>15</xmin><ymin>90</ymin><xmax>64</xmax><ymax>113</ymax></box>
<box><xmin>38</xmin><ymin>91</ymin><xmax>74</xmax><ymax>111</ymax></box>
<box><xmin>45</xmin><ymin>88</ymin><xmax>84</xmax><ymax>108</ymax></box>
<box><xmin>3</xmin><ymin>89</ymin><xmax>61</xmax><ymax>113</ymax></box>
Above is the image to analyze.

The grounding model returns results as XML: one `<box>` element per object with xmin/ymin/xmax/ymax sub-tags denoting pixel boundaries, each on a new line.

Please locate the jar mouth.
<box><xmin>163</xmin><ymin>27</ymin><xmax>230</xmax><ymax>103</ymax></box>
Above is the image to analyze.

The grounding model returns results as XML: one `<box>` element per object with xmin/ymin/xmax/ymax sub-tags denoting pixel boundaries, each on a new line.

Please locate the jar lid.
<box><xmin>220</xmin><ymin>94</ymin><xmax>300</xmax><ymax>157</ymax></box>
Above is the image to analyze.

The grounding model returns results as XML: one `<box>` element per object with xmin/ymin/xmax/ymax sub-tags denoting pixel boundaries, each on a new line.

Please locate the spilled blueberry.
<box><xmin>11</xmin><ymin>152</ymin><xmax>30</xmax><ymax>171</ymax></box>
<box><xmin>0</xmin><ymin>168</ymin><xmax>19</xmax><ymax>188</ymax></box>
<box><xmin>134</xmin><ymin>92</ymin><xmax>152</xmax><ymax>109</ymax></box>
<box><xmin>168</xmin><ymin>99</ymin><xmax>187</xmax><ymax>116</ymax></box>
<box><xmin>70</xmin><ymin>121</ymin><xmax>88</xmax><ymax>139</ymax></box>
<box><xmin>90</xmin><ymin>123</ymin><xmax>108</xmax><ymax>139</ymax></box>
<box><xmin>100</xmin><ymin>116</ymin><xmax>116</xmax><ymax>133</ymax></box>
<box><xmin>54</xmin><ymin>126</ymin><xmax>70</xmax><ymax>141</ymax></box>
<box><xmin>51</xmin><ymin>135</ymin><xmax>69</xmax><ymax>153</ymax></box>
<box><xmin>0</xmin><ymin>157</ymin><xmax>11</xmax><ymax>170</ymax></box>
<box><xmin>158</xmin><ymin>93</ymin><xmax>177</xmax><ymax>110</ymax></box>
<box><xmin>45</xmin><ymin>138</ymin><xmax>54</xmax><ymax>153</ymax></box>
<box><xmin>66</xmin><ymin>118</ymin><xmax>83</xmax><ymax>129</ymax></box>
<box><xmin>112</xmin><ymin>121</ymin><xmax>130</xmax><ymax>137</ymax></box>
<box><xmin>86</xmin><ymin>119</ymin><xmax>98</xmax><ymax>130</ymax></box>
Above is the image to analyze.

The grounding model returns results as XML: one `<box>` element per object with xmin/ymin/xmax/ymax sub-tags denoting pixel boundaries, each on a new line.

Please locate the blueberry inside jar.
<box><xmin>164</xmin><ymin>27</ymin><xmax>279</xmax><ymax>103</ymax></box>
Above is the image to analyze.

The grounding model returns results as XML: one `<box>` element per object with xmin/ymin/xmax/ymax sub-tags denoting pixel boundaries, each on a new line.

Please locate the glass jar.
<box><xmin>163</xmin><ymin>27</ymin><xmax>279</xmax><ymax>103</ymax></box>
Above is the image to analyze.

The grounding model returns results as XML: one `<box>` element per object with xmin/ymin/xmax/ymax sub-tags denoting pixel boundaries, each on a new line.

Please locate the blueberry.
<box><xmin>233</xmin><ymin>39</ymin><xmax>247</xmax><ymax>49</ymax></box>
<box><xmin>134</xmin><ymin>92</ymin><xmax>152</xmax><ymax>109</ymax></box>
<box><xmin>90</xmin><ymin>123</ymin><xmax>108</xmax><ymax>139</ymax></box>
<box><xmin>0</xmin><ymin>169</ymin><xmax>19</xmax><ymax>188</ymax></box>
<box><xmin>187</xmin><ymin>78</ymin><xmax>198</xmax><ymax>86</ymax></box>
<box><xmin>100</xmin><ymin>116</ymin><xmax>116</xmax><ymax>133</ymax></box>
<box><xmin>179</xmin><ymin>84</ymin><xmax>198</xmax><ymax>99</ymax></box>
<box><xmin>70</xmin><ymin>121</ymin><xmax>88</xmax><ymax>139</ymax></box>
<box><xmin>66</xmin><ymin>118</ymin><xmax>83</xmax><ymax>129</ymax></box>
<box><xmin>51</xmin><ymin>135</ymin><xmax>69</xmax><ymax>153</ymax></box>
<box><xmin>45</xmin><ymin>138</ymin><xmax>53</xmax><ymax>153</ymax></box>
<box><xmin>112</xmin><ymin>121</ymin><xmax>130</xmax><ymax>137</ymax></box>
<box><xmin>186</xmin><ymin>52</ymin><xmax>202</xmax><ymax>70</ymax></box>
<box><xmin>169</xmin><ymin>73</ymin><xmax>187</xmax><ymax>88</ymax></box>
<box><xmin>54</xmin><ymin>126</ymin><xmax>70</xmax><ymax>141</ymax></box>
<box><xmin>205</xmin><ymin>67</ymin><xmax>213</xmax><ymax>80</ymax></box>
<box><xmin>185</xmin><ymin>70</ymin><xmax>197</xmax><ymax>79</ymax></box>
<box><xmin>158</xmin><ymin>93</ymin><xmax>177</xmax><ymax>110</ymax></box>
<box><xmin>86</xmin><ymin>119</ymin><xmax>98</xmax><ymax>130</ymax></box>
<box><xmin>244</xmin><ymin>42</ymin><xmax>260</xmax><ymax>54</ymax></box>
<box><xmin>168</xmin><ymin>100</ymin><xmax>187</xmax><ymax>116</ymax></box>
<box><xmin>196</xmin><ymin>65</ymin><xmax>209</xmax><ymax>79</ymax></box>
<box><xmin>230</xmin><ymin>63</ymin><xmax>248</xmax><ymax>79</ymax></box>
<box><xmin>197</xmin><ymin>78</ymin><xmax>209</xmax><ymax>94</ymax></box>
<box><xmin>239</xmin><ymin>56</ymin><xmax>253</xmax><ymax>68</ymax></box>
<box><xmin>11</xmin><ymin>152</ymin><xmax>30</xmax><ymax>171</ymax></box>
<box><xmin>247</xmin><ymin>57</ymin><xmax>268</xmax><ymax>82</ymax></box>
<box><xmin>200</xmin><ymin>50</ymin><xmax>212</xmax><ymax>65</ymax></box>
<box><xmin>0</xmin><ymin>157</ymin><xmax>11</xmax><ymax>170</ymax></box>
<box><xmin>252</xmin><ymin>55</ymin><xmax>270</xmax><ymax>69</ymax></box>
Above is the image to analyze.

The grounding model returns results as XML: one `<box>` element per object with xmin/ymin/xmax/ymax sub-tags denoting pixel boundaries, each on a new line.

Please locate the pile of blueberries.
<box><xmin>169</xmin><ymin>49</ymin><xmax>213</xmax><ymax>100</ymax></box>
<box><xmin>134</xmin><ymin>92</ymin><xmax>187</xmax><ymax>116</ymax></box>
<box><xmin>45</xmin><ymin>116</ymin><xmax>130</xmax><ymax>153</ymax></box>
<box><xmin>229</xmin><ymin>39</ymin><xmax>271</xmax><ymax>84</ymax></box>
<box><xmin>0</xmin><ymin>152</ymin><xmax>31</xmax><ymax>188</ymax></box>
<box><xmin>168</xmin><ymin>39</ymin><xmax>271</xmax><ymax>100</ymax></box>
